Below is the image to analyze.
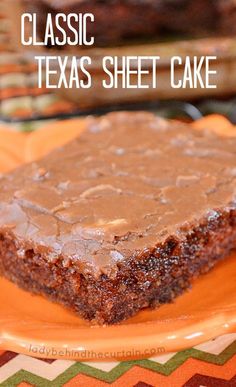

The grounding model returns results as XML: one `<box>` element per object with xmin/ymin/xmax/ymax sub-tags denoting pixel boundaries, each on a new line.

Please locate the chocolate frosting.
<box><xmin>0</xmin><ymin>112</ymin><xmax>235</xmax><ymax>277</ymax></box>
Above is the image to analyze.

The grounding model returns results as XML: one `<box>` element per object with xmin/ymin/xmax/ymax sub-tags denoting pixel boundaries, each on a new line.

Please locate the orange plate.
<box><xmin>0</xmin><ymin>254</ymin><xmax>236</xmax><ymax>361</ymax></box>
<box><xmin>0</xmin><ymin>116</ymin><xmax>236</xmax><ymax>361</ymax></box>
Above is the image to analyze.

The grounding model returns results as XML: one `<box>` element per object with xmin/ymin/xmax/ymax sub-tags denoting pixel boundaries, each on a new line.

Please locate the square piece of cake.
<box><xmin>0</xmin><ymin>112</ymin><xmax>235</xmax><ymax>324</ymax></box>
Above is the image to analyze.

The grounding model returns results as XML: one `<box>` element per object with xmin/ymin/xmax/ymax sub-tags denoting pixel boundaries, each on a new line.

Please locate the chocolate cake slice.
<box><xmin>23</xmin><ymin>0</ymin><xmax>236</xmax><ymax>47</ymax></box>
<box><xmin>0</xmin><ymin>112</ymin><xmax>235</xmax><ymax>324</ymax></box>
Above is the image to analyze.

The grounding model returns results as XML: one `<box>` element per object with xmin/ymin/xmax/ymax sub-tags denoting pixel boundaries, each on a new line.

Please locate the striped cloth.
<box><xmin>0</xmin><ymin>334</ymin><xmax>236</xmax><ymax>386</ymax></box>
<box><xmin>1</xmin><ymin>2</ymin><xmax>236</xmax><ymax>386</ymax></box>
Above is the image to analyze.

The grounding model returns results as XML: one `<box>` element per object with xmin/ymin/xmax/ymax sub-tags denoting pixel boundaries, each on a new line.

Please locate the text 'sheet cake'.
<box><xmin>0</xmin><ymin>112</ymin><xmax>235</xmax><ymax>324</ymax></box>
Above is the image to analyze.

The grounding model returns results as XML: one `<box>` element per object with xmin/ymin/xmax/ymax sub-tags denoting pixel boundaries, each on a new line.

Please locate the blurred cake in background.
<box><xmin>23</xmin><ymin>0</ymin><xmax>236</xmax><ymax>47</ymax></box>
<box><xmin>4</xmin><ymin>0</ymin><xmax>236</xmax><ymax>109</ymax></box>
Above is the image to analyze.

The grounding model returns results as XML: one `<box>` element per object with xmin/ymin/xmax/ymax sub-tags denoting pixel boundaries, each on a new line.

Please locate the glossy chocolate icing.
<box><xmin>0</xmin><ymin>112</ymin><xmax>235</xmax><ymax>277</ymax></box>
